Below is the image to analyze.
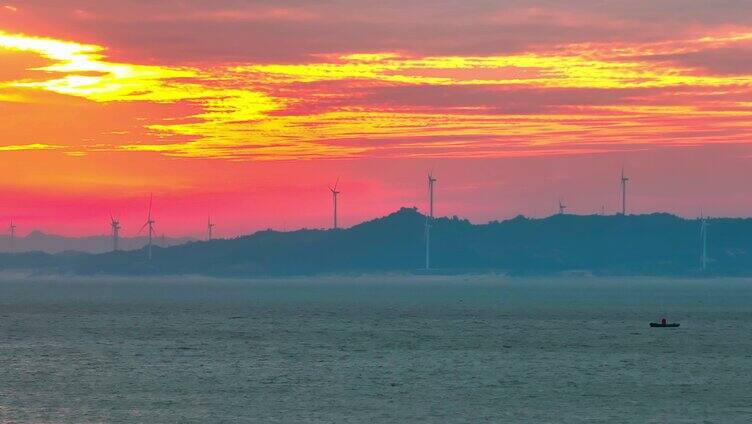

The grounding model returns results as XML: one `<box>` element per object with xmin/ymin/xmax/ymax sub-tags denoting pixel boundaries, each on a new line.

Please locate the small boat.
<box><xmin>650</xmin><ymin>318</ymin><xmax>679</xmax><ymax>328</ymax></box>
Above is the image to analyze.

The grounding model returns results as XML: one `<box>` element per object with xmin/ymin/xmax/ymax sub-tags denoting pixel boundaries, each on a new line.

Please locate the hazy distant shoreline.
<box><xmin>1</xmin><ymin>271</ymin><xmax>750</xmax><ymax>287</ymax></box>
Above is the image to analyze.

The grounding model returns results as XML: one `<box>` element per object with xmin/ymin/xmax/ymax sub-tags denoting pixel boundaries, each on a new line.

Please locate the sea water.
<box><xmin>0</xmin><ymin>275</ymin><xmax>751</xmax><ymax>423</ymax></box>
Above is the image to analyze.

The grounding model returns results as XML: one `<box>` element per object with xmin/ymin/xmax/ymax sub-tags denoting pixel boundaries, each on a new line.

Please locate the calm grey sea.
<box><xmin>0</xmin><ymin>275</ymin><xmax>751</xmax><ymax>423</ymax></box>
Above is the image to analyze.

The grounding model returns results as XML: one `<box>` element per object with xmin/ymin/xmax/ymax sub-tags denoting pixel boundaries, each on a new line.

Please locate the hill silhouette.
<box><xmin>0</xmin><ymin>208</ymin><xmax>750</xmax><ymax>277</ymax></box>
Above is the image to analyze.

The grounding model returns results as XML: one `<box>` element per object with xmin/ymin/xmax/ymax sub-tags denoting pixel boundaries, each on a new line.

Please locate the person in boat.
<box><xmin>651</xmin><ymin>317</ymin><xmax>679</xmax><ymax>327</ymax></box>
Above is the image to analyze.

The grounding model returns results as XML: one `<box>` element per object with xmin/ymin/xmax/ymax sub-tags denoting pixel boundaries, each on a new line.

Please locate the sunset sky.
<box><xmin>1</xmin><ymin>1</ymin><xmax>752</xmax><ymax>237</ymax></box>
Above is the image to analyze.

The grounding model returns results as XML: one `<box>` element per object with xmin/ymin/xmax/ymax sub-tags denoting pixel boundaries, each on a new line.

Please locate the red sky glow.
<box><xmin>1</xmin><ymin>1</ymin><xmax>752</xmax><ymax>237</ymax></box>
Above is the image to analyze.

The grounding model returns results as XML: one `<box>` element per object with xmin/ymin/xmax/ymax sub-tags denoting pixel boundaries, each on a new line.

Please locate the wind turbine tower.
<box><xmin>558</xmin><ymin>199</ymin><xmax>567</xmax><ymax>215</ymax></box>
<box><xmin>8</xmin><ymin>219</ymin><xmax>16</xmax><ymax>251</ymax></box>
<box><xmin>700</xmin><ymin>215</ymin><xmax>709</xmax><ymax>270</ymax></box>
<box><xmin>620</xmin><ymin>168</ymin><xmax>629</xmax><ymax>215</ymax></box>
<box><xmin>110</xmin><ymin>215</ymin><xmax>121</xmax><ymax>251</ymax></box>
<box><xmin>425</xmin><ymin>172</ymin><xmax>437</xmax><ymax>270</ymax></box>
<box><xmin>207</xmin><ymin>215</ymin><xmax>215</xmax><ymax>241</ymax></box>
<box><xmin>330</xmin><ymin>178</ymin><xmax>340</xmax><ymax>230</ymax></box>
<box><xmin>138</xmin><ymin>195</ymin><xmax>156</xmax><ymax>260</ymax></box>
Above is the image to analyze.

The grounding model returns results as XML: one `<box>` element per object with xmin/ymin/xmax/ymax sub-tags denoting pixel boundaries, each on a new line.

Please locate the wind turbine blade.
<box><xmin>137</xmin><ymin>221</ymin><xmax>149</xmax><ymax>235</ymax></box>
<box><xmin>148</xmin><ymin>194</ymin><xmax>153</xmax><ymax>220</ymax></box>
<box><xmin>334</xmin><ymin>176</ymin><xmax>339</xmax><ymax>191</ymax></box>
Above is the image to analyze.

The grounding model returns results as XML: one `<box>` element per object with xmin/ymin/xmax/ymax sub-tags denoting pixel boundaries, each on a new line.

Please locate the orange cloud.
<box><xmin>1</xmin><ymin>28</ymin><xmax>752</xmax><ymax>162</ymax></box>
<box><xmin>0</xmin><ymin>143</ymin><xmax>59</xmax><ymax>151</ymax></box>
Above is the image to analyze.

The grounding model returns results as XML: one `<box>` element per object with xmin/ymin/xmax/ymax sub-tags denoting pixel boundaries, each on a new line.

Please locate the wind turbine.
<box><xmin>425</xmin><ymin>172</ymin><xmax>437</xmax><ymax>270</ymax></box>
<box><xmin>110</xmin><ymin>214</ymin><xmax>121</xmax><ymax>251</ymax></box>
<box><xmin>207</xmin><ymin>215</ymin><xmax>215</xmax><ymax>241</ymax></box>
<box><xmin>8</xmin><ymin>219</ymin><xmax>16</xmax><ymax>251</ymax></box>
<box><xmin>558</xmin><ymin>199</ymin><xmax>567</xmax><ymax>215</ymax></box>
<box><xmin>700</xmin><ymin>214</ymin><xmax>709</xmax><ymax>271</ymax></box>
<box><xmin>330</xmin><ymin>177</ymin><xmax>340</xmax><ymax>230</ymax></box>
<box><xmin>620</xmin><ymin>168</ymin><xmax>629</xmax><ymax>215</ymax></box>
<box><xmin>138</xmin><ymin>195</ymin><xmax>156</xmax><ymax>260</ymax></box>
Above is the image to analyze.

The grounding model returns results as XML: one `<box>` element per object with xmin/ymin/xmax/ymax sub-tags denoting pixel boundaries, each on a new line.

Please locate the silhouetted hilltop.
<box><xmin>0</xmin><ymin>208</ymin><xmax>750</xmax><ymax>277</ymax></box>
<box><xmin>71</xmin><ymin>207</ymin><xmax>428</xmax><ymax>276</ymax></box>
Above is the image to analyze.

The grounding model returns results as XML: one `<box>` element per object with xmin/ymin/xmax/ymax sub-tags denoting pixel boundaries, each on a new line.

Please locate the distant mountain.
<box><xmin>0</xmin><ymin>207</ymin><xmax>750</xmax><ymax>277</ymax></box>
<box><xmin>0</xmin><ymin>230</ymin><xmax>195</xmax><ymax>254</ymax></box>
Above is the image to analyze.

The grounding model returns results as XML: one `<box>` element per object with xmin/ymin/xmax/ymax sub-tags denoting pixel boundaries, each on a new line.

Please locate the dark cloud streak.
<box><xmin>6</xmin><ymin>0</ymin><xmax>752</xmax><ymax>63</ymax></box>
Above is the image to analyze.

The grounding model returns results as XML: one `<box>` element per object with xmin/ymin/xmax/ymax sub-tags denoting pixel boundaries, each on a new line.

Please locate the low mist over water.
<box><xmin>1</xmin><ymin>275</ymin><xmax>751</xmax><ymax>423</ymax></box>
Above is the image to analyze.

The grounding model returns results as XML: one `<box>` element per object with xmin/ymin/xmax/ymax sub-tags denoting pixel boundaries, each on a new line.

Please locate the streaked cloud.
<box><xmin>2</xmin><ymin>24</ymin><xmax>752</xmax><ymax>161</ymax></box>
<box><xmin>0</xmin><ymin>143</ymin><xmax>60</xmax><ymax>151</ymax></box>
<box><xmin>0</xmin><ymin>1</ymin><xmax>751</xmax><ymax>164</ymax></box>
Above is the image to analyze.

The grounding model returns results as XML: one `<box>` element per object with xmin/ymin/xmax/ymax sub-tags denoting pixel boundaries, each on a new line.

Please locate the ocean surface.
<box><xmin>1</xmin><ymin>275</ymin><xmax>751</xmax><ymax>423</ymax></box>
